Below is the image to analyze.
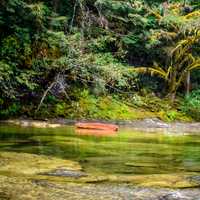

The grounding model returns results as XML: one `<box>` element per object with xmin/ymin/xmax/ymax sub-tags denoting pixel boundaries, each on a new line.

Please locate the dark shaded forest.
<box><xmin>0</xmin><ymin>0</ymin><xmax>200</xmax><ymax>121</ymax></box>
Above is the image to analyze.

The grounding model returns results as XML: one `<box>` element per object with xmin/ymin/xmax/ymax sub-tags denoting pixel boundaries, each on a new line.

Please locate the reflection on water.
<box><xmin>1</xmin><ymin>124</ymin><xmax>200</xmax><ymax>176</ymax></box>
<box><xmin>75</xmin><ymin>128</ymin><xmax>117</xmax><ymax>137</ymax></box>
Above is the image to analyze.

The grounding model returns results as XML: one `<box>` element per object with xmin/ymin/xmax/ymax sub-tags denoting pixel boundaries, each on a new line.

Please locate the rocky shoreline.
<box><xmin>2</xmin><ymin>118</ymin><xmax>200</xmax><ymax>134</ymax></box>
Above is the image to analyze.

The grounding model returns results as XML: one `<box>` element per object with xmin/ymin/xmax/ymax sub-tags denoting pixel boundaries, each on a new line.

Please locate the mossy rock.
<box><xmin>0</xmin><ymin>175</ymin><xmax>98</xmax><ymax>200</ymax></box>
<box><xmin>108</xmin><ymin>173</ymin><xmax>200</xmax><ymax>188</ymax></box>
<box><xmin>0</xmin><ymin>152</ymin><xmax>81</xmax><ymax>176</ymax></box>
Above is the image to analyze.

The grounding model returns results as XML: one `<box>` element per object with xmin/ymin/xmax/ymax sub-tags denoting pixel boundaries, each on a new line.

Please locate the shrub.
<box><xmin>67</xmin><ymin>90</ymin><xmax>134</xmax><ymax>120</ymax></box>
<box><xmin>55</xmin><ymin>102</ymin><xmax>68</xmax><ymax>117</ymax></box>
<box><xmin>0</xmin><ymin>103</ymin><xmax>21</xmax><ymax>119</ymax></box>
<box><xmin>181</xmin><ymin>89</ymin><xmax>200</xmax><ymax>121</ymax></box>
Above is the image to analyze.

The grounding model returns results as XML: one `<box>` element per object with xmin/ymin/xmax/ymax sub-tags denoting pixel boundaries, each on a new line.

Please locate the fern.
<box><xmin>132</xmin><ymin>30</ymin><xmax>200</xmax><ymax>99</ymax></box>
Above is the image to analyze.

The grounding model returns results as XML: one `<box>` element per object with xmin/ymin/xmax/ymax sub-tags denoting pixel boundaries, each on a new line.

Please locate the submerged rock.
<box><xmin>159</xmin><ymin>192</ymin><xmax>189</xmax><ymax>200</ymax></box>
<box><xmin>0</xmin><ymin>152</ymin><xmax>82</xmax><ymax>176</ymax></box>
<box><xmin>107</xmin><ymin>173</ymin><xmax>200</xmax><ymax>188</ymax></box>
<box><xmin>79</xmin><ymin>176</ymin><xmax>109</xmax><ymax>183</ymax></box>
<box><xmin>42</xmin><ymin>169</ymin><xmax>87</xmax><ymax>178</ymax></box>
<box><xmin>125</xmin><ymin>162</ymin><xmax>158</xmax><ymax>168</ymax></box>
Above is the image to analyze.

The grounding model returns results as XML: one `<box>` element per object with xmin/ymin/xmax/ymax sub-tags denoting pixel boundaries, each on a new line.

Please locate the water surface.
<box><xmin>1</xmin><ymin>124</ymin><xmax>200</xmax><ymax>176</ymax></box>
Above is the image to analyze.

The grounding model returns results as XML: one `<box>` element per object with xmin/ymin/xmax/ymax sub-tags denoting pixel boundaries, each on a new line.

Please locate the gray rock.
<box><xmin>42</xmin><ymin>169</ymin><xmax>87</xmax><ymax>178</ymax></box>
<box><xmin>159</xmin><ymin>192</ymin><xmax>189</xmax><ymax>200</ymax></box>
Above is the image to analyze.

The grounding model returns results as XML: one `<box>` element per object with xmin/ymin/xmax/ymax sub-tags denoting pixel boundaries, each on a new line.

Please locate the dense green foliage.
<box><xmin>181</xmin><ymin>89</ymin><xmax>200</xmax><ymax>120</ymax></box>
<box><xmin>0</xmin><ymin>0</ymin><xmax>200</xmax><ymax>120</ymax></box>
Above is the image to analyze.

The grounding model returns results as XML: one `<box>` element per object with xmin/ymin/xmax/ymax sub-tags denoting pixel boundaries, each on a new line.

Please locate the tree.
<box><xmin>133</xmin><ymin>31</ymin><xmax>200</xmax><ymax>101</ymax></box>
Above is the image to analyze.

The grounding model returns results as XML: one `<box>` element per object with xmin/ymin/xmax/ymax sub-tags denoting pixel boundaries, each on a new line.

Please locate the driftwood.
<box><xmin>36</xmin><ymin>82</ymin><xmax>55</xmax><ymax>113</ymax></box>
<box><xmin>36</xmin><ymin>74</ymin><xmax>70</xmax><ymax>112</ymax></box>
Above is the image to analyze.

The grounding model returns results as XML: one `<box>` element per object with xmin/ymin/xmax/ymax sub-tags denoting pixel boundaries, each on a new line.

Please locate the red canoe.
<box><xmin>75</xmin><ymin>122</ymin><xmax>119</xmax><ymax>131</ymax></box>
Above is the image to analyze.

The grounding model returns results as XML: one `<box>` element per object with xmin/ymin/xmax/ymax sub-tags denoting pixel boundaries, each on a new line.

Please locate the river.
<box><xmin>1</xmin><ymin>123</ymin><xmax>200</xmax><ymax>199</ymax></box>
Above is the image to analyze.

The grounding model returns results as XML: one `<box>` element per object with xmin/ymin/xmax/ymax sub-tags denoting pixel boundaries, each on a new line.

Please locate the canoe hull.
<box><xmin>75</xmin><ymin>122</ymin><xmax>119</xmax><ymax>131</ymax></box>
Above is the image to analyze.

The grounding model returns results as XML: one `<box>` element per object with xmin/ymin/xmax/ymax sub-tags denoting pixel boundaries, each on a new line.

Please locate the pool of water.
<box><xmin>1</xmin><ymin>124</ymin><xmax>200</xmax><ymax>177</ymax></box>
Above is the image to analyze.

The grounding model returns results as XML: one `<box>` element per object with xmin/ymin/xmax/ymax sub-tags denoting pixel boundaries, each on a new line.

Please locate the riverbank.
<box><xmin>2</xmin><ymin>118</ymin><xmax>200</xmax><ymax>134</ymax></box>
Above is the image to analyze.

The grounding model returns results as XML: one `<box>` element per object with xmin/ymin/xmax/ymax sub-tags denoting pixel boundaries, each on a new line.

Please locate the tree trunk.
<box><xmin>183</xmin><ymin>0</ymin><xmax>186</xmax><ymax>7</ymax></box>
<box><xmin>186</xmin><ymin>71</ymin><xmax>190</xmax><ymax>96</ymax></box>
<box><xmin>168</xmin><ymin>70</ymin><xmax>177</xmax><ymax>103</ymax></box>
<box><xmin>170</xmin><ymin>92</ymin><xmax>176</xmax><ymax>103</ymax></box>
<box><xmin>53</xmin><ymin>0</ymin><xmax>60</xmax><ymax>12</ymax></box>
<box><xmin>169</xmin><ymin>86</ymin><xmax>177</xmax><ymax>103</ymax></box>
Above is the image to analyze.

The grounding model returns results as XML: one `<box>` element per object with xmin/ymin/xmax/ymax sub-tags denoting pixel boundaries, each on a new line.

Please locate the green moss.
<box><xmin>106</xmin><ymin>173</ymin><xmax>200</xmax><ymax>188</ymax></box>
<box><xmin>0</xmin><ymin>152</ymin><xmax>81</xmax><ymax>176</ymax></box>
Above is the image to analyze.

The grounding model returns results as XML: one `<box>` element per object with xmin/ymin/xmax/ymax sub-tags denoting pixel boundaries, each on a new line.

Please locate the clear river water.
<box><xmin>1</xmin><ymin>123</ymin><xmax>200</xmax><ymax>200</ymax></box>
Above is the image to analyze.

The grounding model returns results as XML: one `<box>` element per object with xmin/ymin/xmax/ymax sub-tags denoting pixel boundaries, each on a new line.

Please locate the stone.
<box><xmin>42</xmin><ymin>169</ymin><xmax>87</xmax><ymax>178</ymax></box>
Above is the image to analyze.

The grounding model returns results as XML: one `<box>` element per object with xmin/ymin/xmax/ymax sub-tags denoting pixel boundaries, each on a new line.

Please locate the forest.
<box><xmin>1</xmin><ymin>0</ymin><xmax>200</xmax><ymax>121</ymax></box>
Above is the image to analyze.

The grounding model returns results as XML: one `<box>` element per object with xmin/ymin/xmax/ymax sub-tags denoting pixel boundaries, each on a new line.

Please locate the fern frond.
<box><xmin>184</xmin><ymin>10</ymin><xmax>200</xmax><ymax>19</ymax></box>
<box><xmin>149</xmin><ymin>10</ymin><xmax>162</xmax><ymax>20</ymax></box>
<box><xmin>177</xmin><ymin>54</ymin><xmax>194</xmax><ymax>69</ymax></box>
<box><xmin>188</xmin><ymin>62</ymin><xmax>200</xmax><ymax>71</ymax></box>
<box><xmin>131</xmin><ymin>67</ymin><xmax>167</xmax><ymax>80</ymax></box>
<box><xmin>165</xmin><ymin>66</ymin><xmax>172</xmax><ymax>79</ymax></box>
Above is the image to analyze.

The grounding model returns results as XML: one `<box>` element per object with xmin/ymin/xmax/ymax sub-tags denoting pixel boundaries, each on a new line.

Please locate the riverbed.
<box><xmin>1</xmin><ymin>122</ymin><xmax>200</xmax><ymax>199</ymax></box>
